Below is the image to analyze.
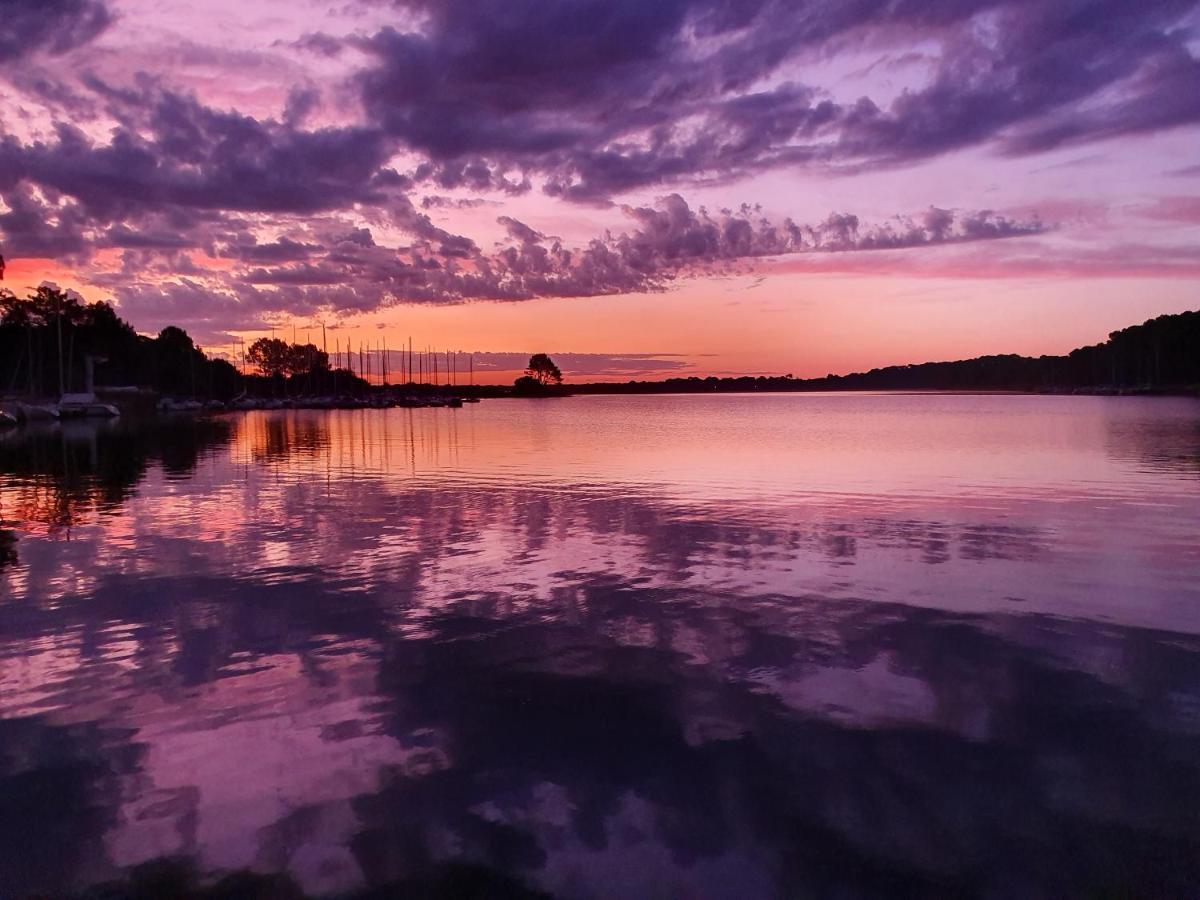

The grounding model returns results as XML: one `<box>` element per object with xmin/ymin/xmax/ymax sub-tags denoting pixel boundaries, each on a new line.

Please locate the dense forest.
<box><xmin>0</xmin><ymin>286</ymin><xmax>365</xmax><ymax>400</ymax></box>
<box><xmin>574</xmin><ymin>309</ymin><xmax>1200</xmax><ymax>395</ymax></box>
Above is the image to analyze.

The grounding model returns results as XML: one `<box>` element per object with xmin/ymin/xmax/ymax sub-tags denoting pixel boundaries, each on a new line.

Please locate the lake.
<box><xmin>2</xmin><ymin>394</ymin><xmax>1199</xmax><ymax>898</ymax></box>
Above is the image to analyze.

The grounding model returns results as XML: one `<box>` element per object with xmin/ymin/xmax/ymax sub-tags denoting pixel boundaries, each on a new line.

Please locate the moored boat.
<box><xmin>59</xmin><ymin>393</ymin><xmax>121</xmax><ymax>418</ymax></box>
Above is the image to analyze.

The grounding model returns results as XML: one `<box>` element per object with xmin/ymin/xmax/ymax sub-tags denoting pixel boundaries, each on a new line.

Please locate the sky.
<box><xmin>1</xmin><ymin>0</ymin><xmax>1198</xmax><ymax>382</ymax></box>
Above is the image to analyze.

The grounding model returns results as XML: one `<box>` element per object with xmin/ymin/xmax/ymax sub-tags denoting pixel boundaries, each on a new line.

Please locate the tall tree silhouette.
<box><xmin>247</xmin><ymin>338</ymin><xmax>329</xmax><ymax>378</ymax></box>
<box><xmin>246</xmin><ymin>338</ymin><xmax>292</xmax><ymax>378</ymax></box>
<box><xmin>525</xmin><ymin>353</ymin><xmax>563</xmax><ymax>385</ymax></box>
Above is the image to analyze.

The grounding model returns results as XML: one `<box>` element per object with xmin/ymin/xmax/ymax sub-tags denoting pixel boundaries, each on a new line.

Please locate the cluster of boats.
<box><xmin>1</xmin><ymin>393</ymin><xmax>481</xmax><ymax>427</ymax></box>
<box><xmin>161</xmin><ymin>394</ymin><xmax>480</xmax><ymax>413</ymax></box>
<box><xmin>0</xmin><ymin>396</ymin><xmax>121</xmax><ymax>426</ymax></box>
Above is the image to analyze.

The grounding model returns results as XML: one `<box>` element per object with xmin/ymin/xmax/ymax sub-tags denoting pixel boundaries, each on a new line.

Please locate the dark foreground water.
<box><xmin>2</xmin><ymin>394</ymin><xmax>1199</xmax><ymax>898</ymax></box>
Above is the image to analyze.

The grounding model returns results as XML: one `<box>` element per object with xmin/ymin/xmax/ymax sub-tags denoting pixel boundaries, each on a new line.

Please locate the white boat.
<box><xmin>59</xmin><ymin>393</ymin><xmax>120</xmax><ymax>418</ymax></box>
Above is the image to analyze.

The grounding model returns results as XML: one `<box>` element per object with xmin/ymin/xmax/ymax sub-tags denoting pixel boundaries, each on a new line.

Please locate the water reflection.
<box><xmin>0</xmin><ymin>526</ymin><xmax>15</xmax><ymax>570</ymax></box>
<box><xmin>1102</xmin><ymin>398</ymin><xmax>1200</xmax><ymax>476</ymax></box>
<box><xmin>0</xmin><ymin>417</ymin><xmax>234</xmax><ymax>536</ymax></box>
<box><xmin>1</xmin><ymin>396</ymin><xmax>1199</xmax><ymax>898</ymax></box>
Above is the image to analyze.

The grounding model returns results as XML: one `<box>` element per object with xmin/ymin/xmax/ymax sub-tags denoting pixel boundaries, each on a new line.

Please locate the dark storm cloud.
<box><xmin>353</xmin><ymin>0</ymin><xmax>1200</xmax><ymax>199</ymax></box>
<box><xmin>6</xmin><ymin>0</ymin><xmax>1152</xmax><ymax>325</ymax></box>
<box><xmin>0</xmin><ymin>0</ymin><xmax>1194</xmax><ymax>242</ymax></box>
<box><xmin>0</xmin><ymin>83</ymin><xmax>418</xmax><ymax>272</ymax></box>
<box><xmin>0</xmin><ymin>86</ymin><xmax>398</xmax><ymax>225</ymax></box>
<box><xmin>0</xmin><ymin>0</ymin><xmax>111</xmax><ymax>63</ymax></box>
<box><xmin>224</xmin><ymin>236</ymin><xmax>325</xmax><ymax>263</ymax></box>
<box><xmin>353</xmin><ymin>0</ymin><xmax>835</xmax><ymax>200</ymax></box>
<box><xmin>0</xmin><ymin>182</ymin><xmax>91</xmax><ymax>258</ymax></box>
<box><xmin>101</xmin><ymin>224</ymin><xmax>189</xmax><ymax>250</ymax></box>
<box><xmin>0</xmin><ymin>68</ymin><xmax>1044</xmax><ymax>321</ymax></box>
<box><xmin>836</xmin><ymin>0</ymin><xmax>1200</xmax><ymax>163</ymax></box>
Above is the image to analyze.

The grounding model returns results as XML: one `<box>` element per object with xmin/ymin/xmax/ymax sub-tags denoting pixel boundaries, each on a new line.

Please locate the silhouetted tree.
<box><xmin>152</xmin><ymin>326</ymin><xmax>208</xmax><ymax>398</ymax></box>
<box><xmin>287</xmin><ymin>342</ymin><xmax>329</xmax><ymax>375</ymax></box>
<box><xmin>246</xmin><ymin>338</ymin><xmax>293</xmax><ymax>378</ymax></box>
<box><xmin>246</xmin><ymin>338</ymin><xmax>329</xmax><ymax>378</ymax></box>
<box><xmin>525</xmin><ymin>353</ymin><xmax>562</xmax><ymax>385</ymax></box>
<box><xmin>0</xmin><ymin>285</ymin><xmax>87</xmax><ymax>329</ymax></box>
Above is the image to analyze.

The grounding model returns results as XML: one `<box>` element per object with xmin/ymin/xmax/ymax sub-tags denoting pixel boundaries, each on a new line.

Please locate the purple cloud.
<box><xmin>350</xmin><ymin>0</ymin><xmax>1200</xmax><ymax>199</ymax></box>
<box><xmin>0</xmin><ymin>95</ymin><xmax>396</xmax><ymax>219</ymax></box>
<box><xmin>85</xmin><ymin>193</ymin><xmax>1044</xmax><ymax>343</ymax></box>
<box><xmin>0</xmin><ymin>0</ymin><xmax>111</xmax><ymax>63</ymax></box>
<box><xmin>0</xmin><ymin>0</ymin><xmax>1191</xmax><ymax>339</ymax></box>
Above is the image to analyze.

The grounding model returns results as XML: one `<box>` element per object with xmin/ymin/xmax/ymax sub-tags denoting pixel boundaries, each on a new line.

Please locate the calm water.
<box><xmin>2</xmin><ymin>394</ymin><xmax>1199</xmax><ymax>898</ymax></box>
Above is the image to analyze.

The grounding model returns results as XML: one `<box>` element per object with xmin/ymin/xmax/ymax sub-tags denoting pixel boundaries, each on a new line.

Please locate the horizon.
<box><xmin>3</xmin><ymin>289</ymin><xmax>1192</xmax><ymax>388</ymax></box>
<box><xmin>1</xmin><ymin>0</ymin><xmax>1197</xmax><ymax>381</ymax></box>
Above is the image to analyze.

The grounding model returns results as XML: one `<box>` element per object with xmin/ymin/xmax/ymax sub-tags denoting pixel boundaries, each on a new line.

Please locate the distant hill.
<box><xmin>571</xmin><ymin>309</ymin><xmax>1200</xmax><ymax>395</ymax></box>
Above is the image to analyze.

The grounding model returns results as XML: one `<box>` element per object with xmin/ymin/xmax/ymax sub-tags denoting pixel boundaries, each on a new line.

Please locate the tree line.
<box><xmin>0</xmin><ymin>287</ymin><xmax>366</xmax><ymax>400</ymax></box>
<box><xmin>571</xmin><ymin>310</ymin><xmax>1200</xmax><ymax>395</ymax></box>
<box><xmin>0</xmin><ymin>285</ymin><xmax>564</xmax><ymax>400</ymax></box>
<box><xmin>1</xmin><ymin>285</ymin><xmax>236</xmax><ymax>399</ymax></box>
<box><xmin>2</xmin><ymin>283</ymin><xmax>1194</xmax><ymax>399</ymax></box>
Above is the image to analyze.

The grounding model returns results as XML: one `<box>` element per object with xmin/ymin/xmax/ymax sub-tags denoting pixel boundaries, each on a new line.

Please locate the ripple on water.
<box><xmin>1</xmin><ymin>395</ymin><xmax>1199</xmax><ymax>897</ymax></box>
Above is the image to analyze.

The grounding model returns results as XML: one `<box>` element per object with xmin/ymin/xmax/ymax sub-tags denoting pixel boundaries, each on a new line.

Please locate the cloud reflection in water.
<box><xmin>1</xmin><ymin>395</ymin><xmax>1199</xmax><ymax>897</ymax></box>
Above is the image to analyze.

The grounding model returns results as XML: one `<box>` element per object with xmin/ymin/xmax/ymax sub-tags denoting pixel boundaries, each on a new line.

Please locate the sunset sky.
<box><xmin>1</xmin><ymin>0</ymin><xmax>1198</xmax><ymax>381</ymax></box>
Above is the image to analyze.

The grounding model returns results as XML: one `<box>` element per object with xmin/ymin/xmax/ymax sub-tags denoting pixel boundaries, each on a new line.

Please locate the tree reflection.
<box><xmin>0</xmin><ymin>525</ymin><xmax>16</xmax><ymax>569</ymax></box>
<box><xmin>0</xmin><ymin>417</ymin><xmax>235</xmax><ymax>535</ymax></box>
<box><xmin>249</xmin><ymin>413</ymin><xmax>330</xmax><ymax>463</ymax></box>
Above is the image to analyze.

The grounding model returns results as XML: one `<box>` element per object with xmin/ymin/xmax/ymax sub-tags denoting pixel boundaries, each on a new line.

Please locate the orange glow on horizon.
<box><xmin>1</xmin><ymin>258</ymin><xmax>89</xmax><ymax>294</ymax></box>
<box><xmin>218</xmin><ymin>273</ymin><xmax>1200</xmax><ymax>383</ymax></box>
<box><xmin>6</xmin><ymin>261</ymin><xmax>1197</xmax><ymax>384</ymax></box>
